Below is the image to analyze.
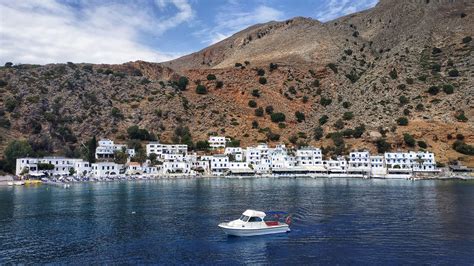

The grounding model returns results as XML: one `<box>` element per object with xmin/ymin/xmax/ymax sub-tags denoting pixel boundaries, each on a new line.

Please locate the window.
<box><xmin>239</xmin><ymin>215</ymin><xmax>249</xmax><ymax>222</ymax></box>
<box><xmin>248</xmin><ymin>217</ymin><xmax>263</xmax><ymax>222</ymax></box>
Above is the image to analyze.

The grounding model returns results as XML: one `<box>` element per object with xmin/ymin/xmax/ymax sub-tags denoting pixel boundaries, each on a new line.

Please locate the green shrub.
<box><xmin>399</xmin><ymin>95</ymin><xmax>409</xmax><ymax>105</ymax></box>
<box><xmin>111</xmin><ymin>107</ymin><xmax>124</xmax><ymax>119</ymax></box>
<box><xmin>252</xmin><ymin>120</ymin><xmax>259</xmax><ymax>129</ymax></box>
<box><xmin>319</xmin><ymin>115</ymin><xmax>329</xmax><ymax>125</ymax></box>
<box><xmin>403</xmin><ymin>108</ymin><xmax>411</xmax><ymax>116</ymax></box>
<box><xmin>0</xmin><ymin>80</ymin><xmax>7</xmax><ymax>87</ymax></box>
<box><xmin>266</xmin><ymin>131</ymin><xmax>280</xmax><ymax>141</ymax></box>
<box><xmin>345</xmin><ymin>70</ymin><xmax>359</xmax><ymax>83</ymax></box>
<box><xmin>343</xmin><ymin>112</ymin><xmax>354</xmax><ymax>120</ymax></box>
<box><xmin>278</xmin><ymin>122</ymin><xmax>286</xmax><ymax>129</ymax></box>
<box><xmin>344</xmin><ymin>49</ymin><xmax>353</xmax><ymax>55</ymax></box>
<box><xmin>416</xmin><ymin>103</ymin><xmax>424</xmax><ymax>111</ymax></box>
<box><xmin>452</xmin><ymin>140</ymin><xmax>474</xmax><ymax>155</ymax></box>
<box><xmin>302</xmin><ymin>96</ymin><xmax>309</xmax><ymax>103</ymax></box>
<box><xmin>258</xmin><ymin>77</ymin><xmax>267</xmax><ymax>85</ymax></box>
<box><xmin>269</xmin><ymin>63</ymin><xmax>278</xmax><ymax>71</ymax></box>
<box><xmin>342</xmin><ymin>129</ymin><xmax>354</xmax><ymax>138</ymax></box>
<box><xmin>397</xmin><ymin>117</ymin><xmax>409</xmax><ymax>126</ymax></box>
<box><xmin>5</xmin><ymin>97</ymin><xmax>17</xmax><ymax>112</ymax></box>
<box><xmin>462</xmin><ymin>36</ymin><xmax>472</xmax><ymax>43</ymax></box>
<box><xmin>216</xmin><ymin>80</ymin><xmax>224</xmax><ymax>88</ymax></box>
<box><xmin>288</xmin><ymin>86</ymin><xmax>297</xmax><ymax>94</ymax></box>
<box><xmin>431</xmin><ymin>64</ymin><xmax>441</xmax><ymax>72</ymax></box>
<box><xmin>432</xmin><ymin>47</ymin><xmax>442</xmax><ymax>54</ymax></box>
<box><xmin>196</xmin><ymin>84</ymin><xmax>208</xmax><ymax>94</ymax></box>
<box><xmin>248</xmin><ymin>100</ymin><xmax>257</xmax><ymax>108</ymax></box>
<box><xmin>375</xmin><ymin>138</ymin><xmax>391</xmax><ymax>153</ymax></box>
<box><xmin>403</xmin><ymin>133</ymin><xmax>416</xmax><ymax>147</ymax></box>
<box><xmin>270</xmin><ymin>112</ymin><xmax>286</xmax><ymax>123</ymax></box>
<box><xmin>177</xmin><ymin>76</ymin><xmax>189</xmax><ymax>90</ymax></box>
<box><xmin>427</xmin><ymin>86</ymin><xmax>439</xmax><ymax>95</ymax></box>
<box><xmin>342</xmin><ymin>102</ymin><xmax>351</xmax><ymax>108</ymax></box>
<box><xmin>334</xmin><ymin>119</ymin><xmax>344</xmax><ymax>130</ymax></box>
<box><xmin>443</xmin><ymin>84</ymin><xmax>454</xmax><ymax>94</ymax></box>
<box><xmin>295</xmin><ymin>111</ymin><xmax>305</xmax><ymax>122</ymax></box>
<box><xmin>417</xmin><ymin>141</ymin><xmax>427</xmax><ymax>149</ymax></box>
<box><xmin>0</xmin><ymin>117</ymin><xmax>11</xmax><ymax>129</ymax></box>
<box><xmin>448</xmin><ymin>69</ymin><xmax>459</xmax><ymax>77</ymax></box>
<box><xmin>406</xmin><ymin>78</ymin><xmax>414</xmax><ymax>84</ymax></box>
<box><xmin>255</xmin><ymin>107</ymin><xmax>264</xmax><ymax>117</ymax></box>
<box><xmin>257</xmin><ymin>69</ymin><xmax>265</xmax><ymax>76</ymax></box>
<box><xmin>312</xmin><ymin>79</ymin><xmax>320</xmax><ymax>87</ymax></box>
<box><xmin>314</xmin><ymin>126</ymin><xmax>323</xmax><ymax>140</ymax></box>
<box><xmin>251</xmin><ymin>89</ymin><xmax>260</xmax><ymax>97</ymax></box>
<box><xmin>265</xmin><ymin>105</ymin><xmax>274</xmax><ymax>114</ymax></box>
<box><xmin>455</xmin><ymin>111</ymin><xmax>468</xmax><ymax>122</ymax></box>
<box><xmin>320</xmin><ymin>97</ymin><xmax>332</xmax><ymax>106</ymax></box>
<box><xmin>456</xmin><ymin>134</ymin><xmax>464</xmax><ymax>140</ymax></box>
<box><xmin>207</xmin><ymin>74</ymin><xmax>216</xmax><ymax>80</ymax></box>
<box><xmin>235</xmin><ymin>63</ymin><xmax>242</xmax><ymax>67</ymax></box>
<box><xmin>353</xmin><ymin>124</ymin><xmax>366</xmax><ymax>138</ymax></box>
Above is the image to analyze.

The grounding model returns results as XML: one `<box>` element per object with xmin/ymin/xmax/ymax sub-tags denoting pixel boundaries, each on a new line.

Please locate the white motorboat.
<box><xmin>218</xmin><ymin>210</ymin><xmax>291</xmax><ymax>237</ymax></box>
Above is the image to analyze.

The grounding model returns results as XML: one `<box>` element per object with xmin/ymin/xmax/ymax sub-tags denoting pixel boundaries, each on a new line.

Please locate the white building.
<box><xmin>126</xmin><ymin>162</ymin><xmax>143</xmax><ymax>175</ymax></box>
<box><xmin>384</xmin><ymin>151</ymin><xmax>437</xmax><ymax>172</ymax></box>
<box><xmin>16</xmin><ymin>157</ymin><xmax>91</xmax><ymax>176</ymax></box>
<box><xmin>162</xmin><ymin>161</ymin><xmax>191</xmax><ymax>174</ymax></box>
<box><xmin>324</xmin><ymin>157</ymin><xmax>347</xmax><ymax>173</ymax></box>
<box><xmin>209</xmin><ymin>136</ymin><xmax>230</xmax><ymax>149</ymax></box>
<box><xmin>146</xmin><ymin>142</ymin><xmax>188</xmax><ymax>158</ymax></box>
<box><xmin>348</xmin><ymin>151</ymin><xmax>371</xmax><ymax>174</ymax></box>
<box><xmin>211</xmin><ymin>155</ymin><xmax>229</xmax><ymax>176</ymax></box>
<box><xmin>269</xmin><ymin>145</ymin><xmax>296</xmax><ymax>169</ymax></box>
<box><xmin>370</xmin><ymin>155</ymin><xmax>386</xmax><ymax>176</ymax></box>
<box><xmin>95</xmin><ymin>139</ymin><xmax>135</xmax><ymax>159</ymax></box>
<box><xmin>225</xmin><ymin>147</ymin><xmax>244</xmax><ymax>161</ymax></box>
<box><xmin>296</xmin><ymin>147</ymin><xmax>323</xmax><ymax>167</ymax></box>
<box><xmin>91</xmin><ymin>162</ymin><xmax>124</xmax><ymax>177</ymax></box>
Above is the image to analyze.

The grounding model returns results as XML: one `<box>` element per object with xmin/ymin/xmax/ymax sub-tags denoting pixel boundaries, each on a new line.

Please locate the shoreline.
<box><xmin>1</xmin><ymin>173</ymin><xmax>473</xmax><ymax>187</ymax></box>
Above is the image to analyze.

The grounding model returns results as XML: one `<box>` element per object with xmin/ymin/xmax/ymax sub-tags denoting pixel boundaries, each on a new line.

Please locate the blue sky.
<box><xmin>0</xmin><ymin>0</ymin><xmax>378</xmax><ymax>65</ymax></box>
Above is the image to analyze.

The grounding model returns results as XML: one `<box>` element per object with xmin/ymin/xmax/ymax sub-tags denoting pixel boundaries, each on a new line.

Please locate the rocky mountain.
<box><xmin>0</xmin><ymin>0</ymin><xmax>473</xmax><ymax>168</ymax></box>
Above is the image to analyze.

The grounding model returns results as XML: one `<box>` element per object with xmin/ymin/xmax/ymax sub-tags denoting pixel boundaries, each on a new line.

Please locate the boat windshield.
<box><xmin>239</xmin><ymin>215</ymin><xmax>250</xmax><ymax>222</ymax></box>
<box><xmin>248</xmin><ymin>217</ymin><xmax>263</xmax><ymax>222</ymax></box>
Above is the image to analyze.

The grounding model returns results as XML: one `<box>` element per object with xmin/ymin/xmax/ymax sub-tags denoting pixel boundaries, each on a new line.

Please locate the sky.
<box><xmin>0</xmin><ymin>0</ymin><xmax>378</xmax><ymax>65</ymax></box>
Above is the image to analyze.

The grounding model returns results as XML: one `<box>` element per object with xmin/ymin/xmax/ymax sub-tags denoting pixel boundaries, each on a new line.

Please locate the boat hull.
<box><xmin>218</xmin><ymin>223</ymin><xmax>290</xmax><ymax>236</ymax></box>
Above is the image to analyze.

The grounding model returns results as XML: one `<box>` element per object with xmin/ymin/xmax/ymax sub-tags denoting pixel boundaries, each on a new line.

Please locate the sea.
<box><xmin>0</xmin><ymin>178</ymin><xmax>473</xmax><ymax>264</ymax></box>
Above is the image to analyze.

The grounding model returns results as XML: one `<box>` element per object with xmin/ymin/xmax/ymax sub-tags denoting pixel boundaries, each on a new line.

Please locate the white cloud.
<box><xmin>315</xmin><ymin>0</ymin><xmax>378</xmax><ymax>22</ymax></box>
<box><xmin>196</xmin><ymin>3</ymin><xmax>284</xmax><ymax>45</ymax></box>
<box><xmin>0</xmin><ymin>0</ymin><xmax>193</xmax><ymax>65</ymax></box>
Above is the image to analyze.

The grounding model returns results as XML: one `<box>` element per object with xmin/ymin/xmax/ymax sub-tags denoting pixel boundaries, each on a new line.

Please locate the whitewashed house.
<box><xmin>296</xmin><ymin>147</ymin><xmax>323</xmax><ymax>167</ymax></box>
<box><xmin>91</xmin><ymin>162</ymin><xmax>124</xmax><ymax>177</ymax></box>
<box><xmin>211</xmin><ymin>155</ymin><xmax>229</xmax><ymax>176</ymax></box>
<box><xmin>208</xmin><ymin>136</ymin><xmax>230</xmax><ymax>149</ymax></box>
<box><xmin>95</xmin><ymin>139</ymin><xmax>135</xmax><ymax>159</ymax></box>
<box><xmin>384</xmin><ymin>151</ymin><xmax>438</xmax><ymax>173</ymax></box>
<box><xmin>269</xmin><ymin>145</ymin><xmax>296</xmax><ymax>169</ymax></box>
<box><xmin>225</xmin><ymin>147</ymin><xmax>244</xmax><ymax>161</ymax></box>
<box><xmin>126</xmin><ymin>162</ymin><xmax>143</xmax><ymax>175</ymax></box>
<box><xmin>146</xmin><ymin>142</ymin><xmax>188</xmax><ymax>158</ymax></box>
<box><xmin>16</xmin><ymin>157</ymin><xmax>91</xmax><ymax>176</ymax></box>
<box><xmin>348</xmin><ymin>151</ymin><xmax>371</xmax><ymax>174</ymax></box>
<box><xmin>324</xmin><ymin>157</ymin><xmax>348</xmax><ymax>174</ymax></box>
<box><xmin>162</xmin><ymin>161</ymin><xmax>191</xmax><ymax>174</ymax></box>
<box><xmin>370</xmin><ymin>155</ymin><xmax>386</xmax><ymax>176</ymax></box>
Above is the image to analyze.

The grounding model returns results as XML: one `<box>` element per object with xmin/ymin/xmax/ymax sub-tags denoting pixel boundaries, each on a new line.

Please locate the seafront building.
<box><xmin>16</xmin><ymin>138</ymin><xmax>440</xmax><ymax>179</ymax></box>
<box><xmin>16</xmin><ymin>157</ymin><xmax>91</xmax><ymax>176</ymax></box>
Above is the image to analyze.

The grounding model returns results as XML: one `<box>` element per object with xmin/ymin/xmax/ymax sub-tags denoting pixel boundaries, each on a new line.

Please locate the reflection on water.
<box><xmin>0</xmin><ymin>178</ymin><xmax>473</xmax><ymax>264</ymax></box>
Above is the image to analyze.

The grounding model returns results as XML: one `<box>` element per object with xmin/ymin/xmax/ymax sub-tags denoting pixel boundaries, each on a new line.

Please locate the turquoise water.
<box><xmin>0</xmin><ymin>178</ymin><xmax>473</xmax><ymax>264</ymax></box>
